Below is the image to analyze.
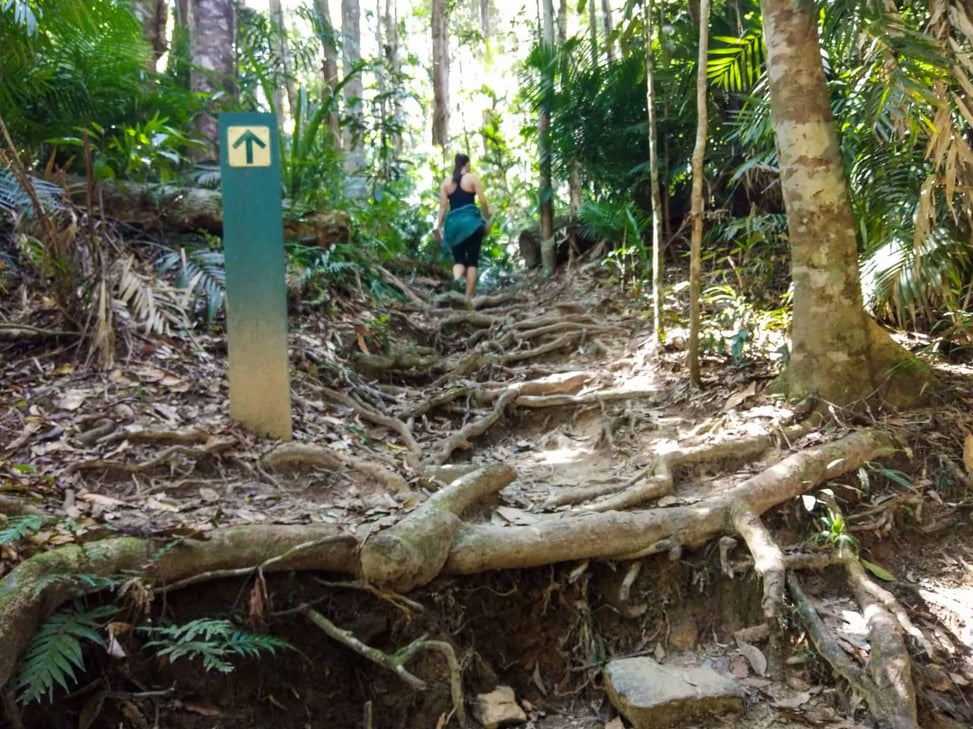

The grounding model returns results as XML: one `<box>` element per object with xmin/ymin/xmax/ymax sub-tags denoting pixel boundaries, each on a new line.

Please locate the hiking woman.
<box><xmin>434</xmin><ymin>153</ymin><xmax>491</xmax><ymax>301</ymax></box>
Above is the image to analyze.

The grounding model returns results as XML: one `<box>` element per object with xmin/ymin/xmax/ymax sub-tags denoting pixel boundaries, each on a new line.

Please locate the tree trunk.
<box><xmin>758</xmin><ymin>0</ymin><xmax>933</xmax><ymax>407</ymax></box>
<box><xmin>133</xmin><ymin>0</ymin><xmax>168</xmax><ymax>73</ymax></box>
<box><xmin>190</xmin><ymin>0</ymin><xmax>235</xmax><ymax>158</ymax></box>
<box><xmin>342</xmin><ymin>0</ymin><xmax>364</xmax><ymax>172</ymax></box>
<box><xmin>587</xmin><ymin>0</ymin><xmax>598</xmax><ymax>65</ymax></box>
<box><xmin>644</xmin><ymin>0</ymin><xmax>664</xmax><ymax>344</ymax></box>
<box><xmin>687</xmin><ymin>0</ymin><xmax>709</xmax><ymax>385</ymax></box>
<box><xmin>384</xmin><ymin>0</ymin><xmax>402</xmax><ymax>158</ymax></box>
<box><xmin>431</xmin><ymin>0</ymin><xmax>449</xmax><ymax>147</ymax></box>
<box><xmin>269</xmin><ymin>0</ymin><xmax>288</xmax><ymax>118</ymax></box>
<box><xmin>315</xmin><ymin>0</ymin><xmax>342</xmax><ymax>149</ymax></box>
<box><xmin>539</xmin><ymin>0</ymin><xmax>556</xmax><ymax>275</ymax></box>
<box><xmin>601</xmin><ymin>0</ymin><xmax>615</xmax><ymax>63</ymax></box>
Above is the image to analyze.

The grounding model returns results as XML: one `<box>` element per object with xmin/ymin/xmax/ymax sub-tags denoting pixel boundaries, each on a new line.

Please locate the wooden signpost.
<box><xmin>219</xmin><ymin>112</ymin><xmax>292</xmax><ymax>439</ymax></box>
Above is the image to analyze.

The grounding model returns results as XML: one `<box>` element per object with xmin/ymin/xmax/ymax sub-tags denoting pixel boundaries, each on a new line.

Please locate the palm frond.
<box><xmin>112</xmin><ymin>256</ymin><xmax>191</xmax><ymax>335</ymax></box>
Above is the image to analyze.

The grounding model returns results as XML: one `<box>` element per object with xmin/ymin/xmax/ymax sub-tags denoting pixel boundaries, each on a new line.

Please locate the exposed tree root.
<box><xmin>301</xmin><ymin>605</ymin><xmax>466</xmax><ymax>727</ymax></box>
<box><xmin>787</xmin><ymin>572</ymin><xmax>918</xmax><ymax>729</ymax></box>
<box><xmin>514</xmin><ymin>387</ymin><xmax>658</xmax><ymax>411</ymax></box>
<box><xmin>262</xmin><ymin>442</ymin><xmax>412</xmax><ymax>495</ymax></box>
<box><xmin>315</xmin><ymin>384</ymin><xmax>423</xmax><ymax>467</ymax></box>
<box><xmin>547</xmin><ymin>428</ymin><xmax>804</xmax><ymax>510</ymax></box>
<box><xmin>360</xmin><ymin>465</ymin><xmax>516</xmax><ymax>592</ymax></box>
<box><xmin>445</xmin><ymin>429</ymin><xmax>896</xmax><ymax>572</ymax></box>
<box><xmin>64</xmin><ymin>436</ymin><xmax>239</xmax><ymax>475</ymax></box>
<box><xmin>427</xmin><ymin>390</ymin><xmax>519</xmax><ymax>466</ymax></box>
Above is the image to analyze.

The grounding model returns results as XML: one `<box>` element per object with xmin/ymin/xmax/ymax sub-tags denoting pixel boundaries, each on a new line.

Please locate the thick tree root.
<box><xmin>445</xmin><ymin>429</ymin><xmax>896</xmax><ymax>572</ymax></box>
<box><xmin>301</xmin><ymin>605</ymin><xmax>466</xmax><ymax>727</ymax></box>
<box><xmin>787</xmin><ymin>572</ymin><xmax>918</xmax><ymax>729</ymax></box>
<box><xmin>360</xmin><ymin>465</ymin><xmax>516</xmax><ymax>592</ymax></box>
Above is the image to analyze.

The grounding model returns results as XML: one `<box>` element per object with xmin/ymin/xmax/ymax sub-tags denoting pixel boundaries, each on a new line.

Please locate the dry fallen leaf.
<box><xmin>737</xmin><ymin>639</ymin><xmax>768</xmax><ymax>676</ymax></box>
<box><xmin>964</xmin><ymin>434</ymin><xmax>973</xmax><ymax>476</ymax></box>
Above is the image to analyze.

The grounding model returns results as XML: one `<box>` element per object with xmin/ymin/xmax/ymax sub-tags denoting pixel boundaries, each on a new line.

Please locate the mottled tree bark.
<box><xmin>431</xmin><ymin>0</ymin><xmax>449</xmax><ymax>147</ymax></box>
<box><xmin>342</xmin><ymin>0</ymin><xmax>365</xmax><ymax>172</ymax></box>
<box><xmin>759</xmin><ymin>0</ymin><xmax>932</xmax><ymax>406</ymax></box>
<box><xmin>190</xmin><ymin>0</ymin><xmax>235</xmax><ymax>158</ymax></box>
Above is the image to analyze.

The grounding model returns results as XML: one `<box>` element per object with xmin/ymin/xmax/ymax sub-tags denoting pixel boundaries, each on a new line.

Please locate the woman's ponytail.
<box><xmin>451</xmin><ymin>153</ymin><xmax>470</xmax><ymax>185</ymax></box>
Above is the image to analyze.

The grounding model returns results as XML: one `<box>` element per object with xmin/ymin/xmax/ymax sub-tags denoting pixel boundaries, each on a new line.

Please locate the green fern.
<box><xmin>140</xmin><ymin>618</ymin><xmax>294</xmax><ymax>674</ymax></box>
<box><xmin>0</xmin><ymin>514</ymin><xmax>44</xmax><ymax>545</ymax></box>
<box><xmin>155</xmin><ymin>244</ymin><xmax>226</xmax><ymax>323</ymax></box>
<box><xmin>15</xmin><ymin>604</ymin><xmax>117</xmax><ymax>704</ymax></box>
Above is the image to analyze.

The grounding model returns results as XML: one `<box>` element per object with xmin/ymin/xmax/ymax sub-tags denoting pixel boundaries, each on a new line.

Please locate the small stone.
<box><xmin>604</xmin><ymin>657</ymin><xmax>744</xmax><ymax>729</ymax></box>
<box><xmin>473</xmin><ymin>685</ymin><xmax>527</xmax><ymax>729</ymax></box>
<box><xmin>668</xmin><ymin>615</ymin><xmax>698</xmax><ymax>650</ymax></box>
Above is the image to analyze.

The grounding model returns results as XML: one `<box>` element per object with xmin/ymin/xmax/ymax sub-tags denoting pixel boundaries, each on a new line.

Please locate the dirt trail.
<box><xmin>1</xmin><ymin>265</ymin><xmax>972</xmax><ymax>728</ymax></box>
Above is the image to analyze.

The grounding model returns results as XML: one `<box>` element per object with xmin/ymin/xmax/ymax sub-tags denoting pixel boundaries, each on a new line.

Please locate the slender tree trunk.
<box><xmin>133</xmin><ymin>0</ymin><xmax>168</xmax><ymax>73</ymax></box>
<box><xmin>759</xmin><ymin>0</ymin><xmax>931</xmax><ymax>406</ymax></box>
<box><xmin>315</xmin><ymin>0</ymin><xmax>342</xmax><ymax>149</ymax></box>
<box><xmin>556</xmin><ymin>0</ymin><xmax>568</xmax><ymax>45</ymax></box>
<box><xmin>687</xmin><ymin>0</ymin><xmax>710</xmax><ymax>385</ymax></box>
<box><xmin>431</xmin><ymin>0</ymin><xmax>449</xmax><ymax>147</ymax></box>
<box><xmin>539</xmin><ymin>0</ymin><xmax>556</xmax><ymax>275</ymax></box>
<box><xmin>269</xmin><ymin>0</ymin><xmax>287</xmax><ymax>117</ymax></box>
<box><xmin>588</xmin><ymin>0</ymin><xmax>598</xmax><ymax>65</ymax></box>
<box><xmin>644</xmin><ymin>0</ymin><xmax>664</xmax><ymax>343</ymax></box>
<box><xmin>480</xmin><ymin>0</ymin><xmax>491</xmax><ymax>39</ymax></box>
<box><xmin>190</xmin><ymin>0</ymin><xmax>235</xmax><ymax>158</ymax></box>
<box><xmin>342</xmin><ymin>0</ymin><xmax>364</xmax><ymax>173</ymax></box>
<box><xmin>383</xmin><ymin>0</ymin><xmax>402</xmax><ymax>158</ymax></box>
<box><xmin>601</xmin><ymin>0</ymin><xmax>615</xmax><ymax>63</ymax></box>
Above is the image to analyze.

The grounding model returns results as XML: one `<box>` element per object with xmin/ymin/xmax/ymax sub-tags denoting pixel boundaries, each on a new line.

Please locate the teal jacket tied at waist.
<box><xmin>442</xmin><ymin>204</ymin><xmax>484</xmax><ymax>254</ymax></box>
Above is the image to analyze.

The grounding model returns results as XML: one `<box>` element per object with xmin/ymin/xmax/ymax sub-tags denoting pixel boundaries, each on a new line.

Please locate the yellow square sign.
<box><xmin>227</xmin><ymin>126</ymin><xmax>272</xmax><ymax>167</ymax></box>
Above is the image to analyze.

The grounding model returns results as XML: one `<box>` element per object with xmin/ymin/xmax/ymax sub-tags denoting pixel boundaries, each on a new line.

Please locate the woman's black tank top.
<box><xmin>448</xmin><ymin>175</ymin><xmax>476</xmax><ymax>209</ymax></box>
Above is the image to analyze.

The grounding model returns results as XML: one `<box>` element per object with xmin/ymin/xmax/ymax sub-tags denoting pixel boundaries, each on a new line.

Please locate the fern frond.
<box><xmin>0</xmin><ymin>514</ymin><xmax>44</xmax><ymax>545</ymax></box>
<box><xmin>15</xmin><ymin>604</ymin><xmax>117</xmax><ymax>704</ymax></box>
<box><xmin>140</xmin><ymin>618</ymin><xmax>294</xmax><ymax>675</ymax></box>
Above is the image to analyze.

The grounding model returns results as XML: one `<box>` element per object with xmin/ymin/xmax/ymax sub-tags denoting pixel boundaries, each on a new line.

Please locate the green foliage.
<box><xmin>50</xmin><ymin>114</ymin><xmax>204</xmax><ymax>183</ymax></box>
<box><xmin>32</xmin><ymin>572</ymin><xmax>119</xmax><ymax>598</ymax></box>
<box><xmin>578</xmin><ymin>199</ymin><xmax>650</xmax><ymax>293</ymax></box>
<box><xmin>139</xmin><ymin>618</ymin><xmax>295</xmax><ymax>674</ymax></box>
<box><xmin>15</xmin><ymin>603</ymin><xmax>117</xmax><ymax>704</ymax></box>
<box><xmin>707</xmin><ymin>31</ymin><xmax>764</xmax><ymax>92</ymax></box>
<box><xmin>155</xmin><ymin>241</ymin><xmax>226</xmax><ymax>323</ymax></box>
<box><xmin>287</xmin><ymin>242</ymin><xmax>360</xmax><ymax>303</ymax></box>
<box><xmin>803</xmin><ymin>492</ymin><xmax>859</xmax><ymax>557</ymax></box>
<box><xmin>699</xmin><ymin>284</ymin><xmax>790</xmax><ymax>364</ymax></box>
<box><xmin>0</xmin><ymin>514</ymin><xmax>44</xmax><ymax>545</ymax></box>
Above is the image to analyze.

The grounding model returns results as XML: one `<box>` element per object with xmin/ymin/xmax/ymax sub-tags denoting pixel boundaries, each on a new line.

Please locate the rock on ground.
<box><xmin>604</xmin><ymin>657</ymin><xmax>745</xmax><ymax>729</ymax></box>
<box><xmin>473</xmin><ymin>685</ymin><xmax>528</xmax><ymax>728</ymax></box>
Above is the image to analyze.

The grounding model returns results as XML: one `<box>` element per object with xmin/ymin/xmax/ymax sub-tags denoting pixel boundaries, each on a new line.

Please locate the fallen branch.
<box><xmin>0</xmin><ymin>323</ymin><xmax>79</xmax><ymax>340</ymax></box>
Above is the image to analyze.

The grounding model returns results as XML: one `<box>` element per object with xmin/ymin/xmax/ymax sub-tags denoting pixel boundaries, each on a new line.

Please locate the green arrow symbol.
<box><xmin>231</xmin><ymin>129</ymin><xmax>267</xmax><ymax>165</ymax></box>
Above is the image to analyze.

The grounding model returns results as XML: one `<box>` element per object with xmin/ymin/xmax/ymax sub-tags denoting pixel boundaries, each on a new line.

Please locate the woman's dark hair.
<box><xmin>451</xmin><ymin>153</ymin><xmax>470</xmax><ymax>185</ymax></box>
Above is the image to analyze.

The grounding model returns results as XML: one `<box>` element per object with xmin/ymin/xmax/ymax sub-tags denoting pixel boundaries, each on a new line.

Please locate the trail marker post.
<box><xmin>219</xmin><ymin>112</ymin><xmax>292</xmax><ymax>439</ymax></box>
